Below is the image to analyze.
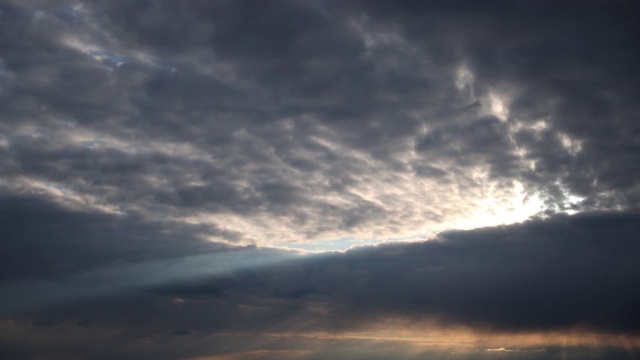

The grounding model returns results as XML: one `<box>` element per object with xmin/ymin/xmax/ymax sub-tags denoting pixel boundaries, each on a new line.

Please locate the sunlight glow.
<box><xmin>210</xmin><ymin>321</ymin><xmax>640</xmax><ymax>355</ymax></box>
<box><xmin>279</xmin><ymin>179</ymin><xmax>545</xmax><ymax>252</ymax></box>
<box><xmin>443</xmin><ymin>180</ymin><xmax>544</xmax><ymax>231</ymax></box>
<box><xmin>489</xmin><ymin>92</ymin><xmax>509</xmax><ymax>121</ymax></box>
<box><xmin>559</xmin><ymin>133</ymin><xmax>583</xmax><ymax>156</ymax></box>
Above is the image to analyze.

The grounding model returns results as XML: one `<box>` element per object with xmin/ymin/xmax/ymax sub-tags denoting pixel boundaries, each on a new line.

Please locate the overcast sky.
<box><xmin>1</xmin><ymin>1</ymin><xmax>640</xmax><ymax>359</ymax></box>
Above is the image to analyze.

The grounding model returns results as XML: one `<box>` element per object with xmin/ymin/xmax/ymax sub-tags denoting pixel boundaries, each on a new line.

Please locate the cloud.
<box><xmin>4</xmin><ymin>0</ymin><xmax>638</xmax><ymax>247</ymax></box>
<box><xmin>2</xmin><ymin>211</ymin><xmax>640</xmax><ymax>359</ymax></box>
<box><xmin>143</xmin><ymin>210</ymin><xmax>640</xmax><ymax>333</ymax></box>
<box><xmin>2</xmin><ymin>1</ymin><xmax>640</xmax><ymax>358</ymax></box>
<box><xmin>0</xmin><ymin>195</ymin><xmax>295</xmax><ymax>314</ymax></box>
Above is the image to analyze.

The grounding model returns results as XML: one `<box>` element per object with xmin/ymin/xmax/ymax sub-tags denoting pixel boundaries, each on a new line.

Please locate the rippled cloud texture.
<box><xmin>1</xmin><ymin>1</ymin><xmax>640</xmax><ymax>359</ymax></box>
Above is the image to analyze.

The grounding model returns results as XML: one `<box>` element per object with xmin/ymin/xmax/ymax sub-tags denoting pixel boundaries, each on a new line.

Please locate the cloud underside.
<box><xmin>2</xmin><ymin>197</ymin><xmax>640</xmax><ymax>359</ymax></box>
<box><xmin>1</xmin><ymin>1</ymin><xmax>639</xmax><ymax>247</ymax></box>
<box><xmin>2</xmin><ymin>0</ymin><xmax>640</xmax><ymax>359</ymax></box>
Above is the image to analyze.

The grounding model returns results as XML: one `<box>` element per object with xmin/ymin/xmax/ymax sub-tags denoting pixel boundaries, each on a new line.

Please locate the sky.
<box><xmin>1</xmin><ymin>0</ymin><xmax>640</xmax><ymax>359</ymax></box>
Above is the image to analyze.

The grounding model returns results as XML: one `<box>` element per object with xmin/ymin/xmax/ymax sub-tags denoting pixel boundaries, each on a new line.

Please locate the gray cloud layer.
<box><xmin>146</xmin><ymin>211</ymin><xmax>640</xmax><ymax>334</ymax></box>
<box><xmin>2</xmin><ymin>0</ymin><xmax>639</xmax><ymax>245</ymax></box>
<box><xmin>2</xmin><ymin>0</ymin><xmax>640</xmax><ymax>359</ymax></box>
<box><xmin>2</xmin><ymin>209</ymin><xmax>640</xmax><ymax>359</ymax></box>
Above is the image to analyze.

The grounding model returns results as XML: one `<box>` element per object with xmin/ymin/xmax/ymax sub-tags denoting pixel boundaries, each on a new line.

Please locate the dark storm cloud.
<box><xmin>0</xmin><ymin>194</ymin><xmax>297</xmax><ymax>316</ymax></box>
<box><xmin>0</xmin><ymin>195</ymin><xmax>234</xmax><ymax>282</ymax></box>
<box><xmin>2</xmin><ymin>212</ymin><xmax>640</xmax><ymax>359</ymax></box>
<box><xmin>141</xmin><ymin>211</ymin><xmax>640</xmax><ymax>334</ymax></box>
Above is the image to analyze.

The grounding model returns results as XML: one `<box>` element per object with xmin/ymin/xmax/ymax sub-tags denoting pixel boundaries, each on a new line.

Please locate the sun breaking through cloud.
<box><xmin>1</xmin><ymin>1</ymin><xmax>640</xmax><ymax>359</ymax></box>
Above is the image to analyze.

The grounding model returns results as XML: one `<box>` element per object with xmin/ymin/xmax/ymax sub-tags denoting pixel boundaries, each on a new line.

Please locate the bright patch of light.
<box><xmin>278</xmin><ymin>179</ymin><xmax>545</xmax><ymax>252</ymax></box>
<box><xmin>531</xmin><ymin>120</ymin><xmax>548</xmax><ymax>132</ymax></box>
<box><xmin>442</xmin><ymin>180</ymin><xmax>544</xmax><ymax>231</ymax></box>
<box><xmin>489</xmin><ymin>92</ymin><xmax>509</xmax><ymax>121</ymax></box>
<box><xmin>556</xmin><ymin>181</ymin><xmax>585</xmax><ymax>215</ymax></box>
<box><xmin>219</xmin><ymin>322</ymin><xmax>640</xmax><ymax>353</ymax></box>
<box><xmin>59</xmin><ymin>35</ymin><xmax>100</xmax><ymax>55</ymax></box>
<box><xmin>11</xmin><ymin>177</ymin><xmax>123</xmax><ymax>215</ymax></box>
<box><xmin>559</xmin><ymin>133</ymin><xmax>582</xmax><ymax>156</ymax></box>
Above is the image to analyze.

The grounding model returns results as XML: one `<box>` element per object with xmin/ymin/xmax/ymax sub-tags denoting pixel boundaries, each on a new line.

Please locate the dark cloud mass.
<box><xmin>1</xmin><ymin>0</ymin><xmax>640</xmax><ymax>359</ymax></box>
<box><xmin>143</xmin><ymin>211</ymin><xmax>640</xmax><ymax>333</ymax></box>
<box><xmin>3</xmin><ymin>211</ymin><xmax>640</xmax><ymax>359</ymax></box>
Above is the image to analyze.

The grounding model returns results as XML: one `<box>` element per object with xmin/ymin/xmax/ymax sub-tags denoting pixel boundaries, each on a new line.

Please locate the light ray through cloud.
<box><xmin>1</xmin><ymin>1</ymin><xmax>640</xmax><ymax>359</ymax></box>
